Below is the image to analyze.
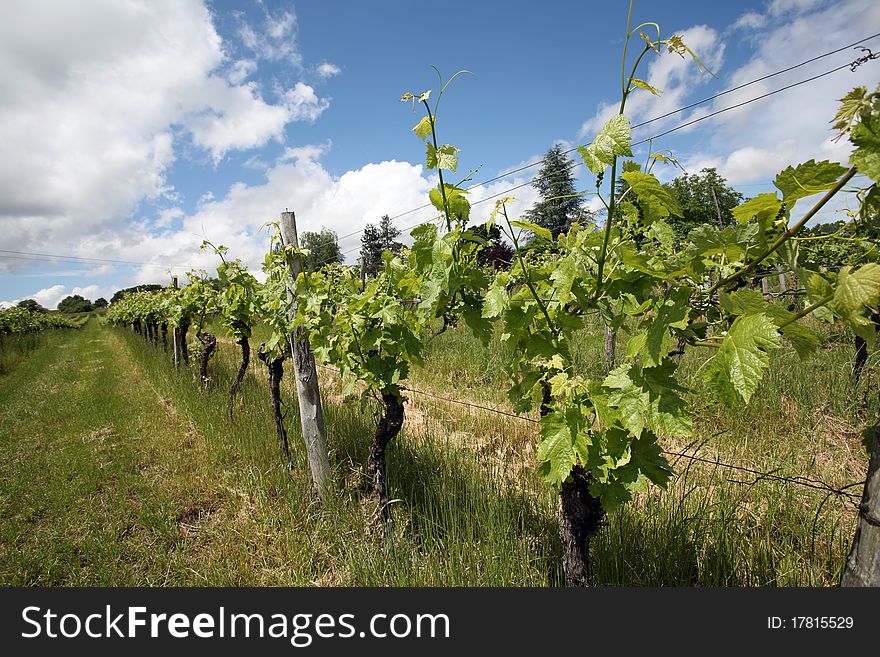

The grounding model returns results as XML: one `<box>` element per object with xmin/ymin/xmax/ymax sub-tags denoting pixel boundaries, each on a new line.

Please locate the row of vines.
<box><xmin>0</xmin><ymin>306</ymin><xmax>86</xmax><ymax>334</ymax></box>
<box><xmin>106</xmin><ymin>5</ymin><xmax>880</xmax><ymax>586</ymax></box>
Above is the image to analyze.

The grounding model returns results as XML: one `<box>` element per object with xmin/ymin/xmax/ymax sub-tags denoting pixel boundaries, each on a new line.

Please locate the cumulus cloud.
<box><xmin>679</xmin><ymin>0</ymin><xmax>880</xmax><ymax>188</ymax></box>
<box><xmin>236</xmin><ymin>8</ymin><xmax>302</xmax><ymax>68</ymax></box>
<box><xmin>316</xmin><ymin>62</ymin><xmax>342</xmax><ymax>78</ymax></box>
<box><xmin>0</xmin><ymin>0</ymin><xmax>329</xmax><ymax>263</ymax></box>
<box><xmin>731</xmin><ymin>12</ymin><xmax>767</xmax><ymax>30</ymax></box>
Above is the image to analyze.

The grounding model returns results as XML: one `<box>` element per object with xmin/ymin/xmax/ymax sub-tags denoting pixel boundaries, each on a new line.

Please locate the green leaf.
<box><xmin>630</xmin><ymin>433</ymin><xmax>674</xmax><ymax>488</ymax></box>
<box><xmin>429</xmin><ymin>184</ymin><xmax>471</xmax><ymax>222</ymax></box>
<box><xmin>603</xmin><ymin>363</ymin><xmax>691</xmax><ymax>439</ymax></box>
<box><xmin>850</xmin><ymin>112</ymin><xmax>880</xmax><ymax>182</ymax></box>
<box><xmin>831</xmin><ymin>263</ymin><xmax>880</xmax><ymax>316</ymax></box>
<box><xmin>620</xmin><ymin>171</ymin><xmax>682</xmax><ymax>220</ymax></box>
<box><xmin>426</xmin><ymin>143</ymin><xmax>460</xmax><ymax>172</ymax></box>
<box><xmin>643</xmin><ymin>287</ymin><xmax>691</xmax><ymax>367</ymax></box>
<box><xmin>648</xmin><ymin>220</ymin><xmax>675</xmax><ymax>251</ymax></box>
<box><xmin>482</xmin><ymin>281</ymin><xmax>509</xmax><ymax>319</ymax></box>
<box><xmin>720</xmin><ymin>289</ymin><xmax>820</xmax><ymax>359</ymax></box>
<box><xmin>631</xmin><ymin>78</ymin><xmax>662</xmax><ymax>95</ymax></box>
<box><xmin>688</xmin><ymin>223</ymin><xmax>760</xmax><ymax>261</ymax></box>
<box><xmin>831</xmin><ymin>86</ymin><xmax>868</xmax><ymax>138</ymax></box>
<box><xmin>704</xmin><ymin>313</ymin><xmax>782</xmax><ymax>405</ymax></box>
<box><xmin>773</xmin><ymin>160</ymin><xmax>847</xmax><ymax>203</ymax></box>
<box><xmin>412</xmin><ymin>115</ymin><xmax>433</xmax><ymax>140</ymax></box>
<box><xmin>577</xmin><ymin>114</ymin><xmax>633</xmax><ymax>174</ymax></box>
<box><xmin>537</xmin><ymin>412</ymin><xmax>576</xmax><ymax>487</ymax></box>
<box><xmin>550</xmin><ymin>256</ymin><xmax>577</xmax><ymax>303</ymax></box>
<box><xmin>510</xmin><ymin>219</ymin><xmax>552</xmax><ymax>241</ymax></box>
<box><xmin>731</xmin><ymin>193</ymin><xmax>782</xmax><ymax>225</ymax></box>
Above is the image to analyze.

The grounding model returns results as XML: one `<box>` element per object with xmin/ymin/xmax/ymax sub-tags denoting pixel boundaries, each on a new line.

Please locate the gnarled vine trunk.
<box><xmin>542</xmin><ymin>383</ymin><xmax>606</xmax><ymax>586</ymax></box>
<box><xmin>852</xmin><ymin>312</ymin><xmax>880</xmax><ymax>385</ymax></box>
<box><xmin>228</xmin><ymin>335</ymin><xmax>250</xmax><ymax>419</ymax></box>
<box><xmin>257</xmin><ymin>344</ymin><xmax>292</xmax><ymax>468</ymax></box>
<box><xmin>559</xmin><ymin>466</ymin><xmax>606</xmax><ymax>586</ymax></box>
<box><xmin>368</xmin><ymin>392</ymin><xmax>405</xmax><ymax>524</ymax></box>
<box><xmin>842</xmin><ymin>427</ymin><xmax>880</xmax><ymax>586</ymax></box>
<box><xmin>160</xmin><ymin>322</ymin><xmax>168</xmax><ymax>352</ymax></box>
<box><xmin>176</xmin><ymin>320</ymin><xmax>190</xmax><ymax>366</ymax></box>
<box><xmin>198</xmin><ymin>332</ymin><xmax>217</xmax><ymax>388</ymax></box>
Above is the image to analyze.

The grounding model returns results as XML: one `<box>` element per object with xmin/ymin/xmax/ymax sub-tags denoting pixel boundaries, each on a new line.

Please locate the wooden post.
<box><xmin>761</xmin><ymin>276</ymin><xmax>771</xmax><ymax>301</ymax></box>
<box><xmin>777</xmin><ymin>264</ymin><xmax>787</xmax><ymax>295</ymax></box>
<box><xmin>603</xmin><ymin>325</ymin><xmax>616</xmax><ymax>373</ymax></box>
<box><xmin>172</xmin><ymin>276</ymin><xmax>179</xmax><ymax>368</ymax></box>
<box><xmin>842</xmin><ymin>427</ymin><xmax>880</xmax><ymax>586</ymax></box>
<box><xmin>279</xmin><ymin>210</ymin><xmax>331</xmax><ymax>501</ymax></box>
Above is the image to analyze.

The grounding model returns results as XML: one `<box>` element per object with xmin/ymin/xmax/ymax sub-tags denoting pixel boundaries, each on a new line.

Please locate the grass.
<box><xmin>0</xmin><ymin>314</ymin><xmax>875</xmax><ymax>586</ymax></box>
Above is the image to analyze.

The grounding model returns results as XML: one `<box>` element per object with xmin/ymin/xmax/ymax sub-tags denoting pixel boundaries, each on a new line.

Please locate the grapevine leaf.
<box><xmin>631</xmin><ymin>78</ymin><xmax>662</xmax><ymax>95</ymax></box>
<box><xmin>831</xmin><ymin>263</ymin><xmax>880</xmax><ymax>316</ymax></box>
<box><xmin>550</xmin><ymin>256</ymin><xmax>577</xmax><ymax>303</ymax></box>
<box><xmin>537</xmin><ymin>412</ymin><xmax>576</xmax><ymax>487</ymax></box>
<box><xmin>412</xmin><ymin>115</ymin><xmax>433</xmax><ymax>140</ymax></box>
<box><xmin>482</xmin><ymin>281</ymin><xmax>509</xmax><ymax>319</ymax></box>
<box><xmin>704</xmin><ymin>313</ymin><xmax>782</xmax><ymax>405</ymax></box>
<box><xmin>426</xmin><ymin>143</ymin><xmax>460</xmax><ymax>172</ymax></box>
<box><xmin>850</xmin><ymin>111</ymin><xmax>880</xmax><ymax>182</ymax></box>
<box><xmin>688</xmin><ymin>223</ymin><xmax>760</xmax><ymax>261</ymax></box>
<box><xmin>510</xmin><ymin>219</ymin><xmax>552</xmax><ymax>241</ymax></box>
<box><xmin>643</xmin><ymin>287</ymin><xmax>691</xmax><ymax>367</ymax></box>
<box><xmin>630</xmin><ymin>432</ymin><xmax>674</xmax><ymax>488</ymax></box>
<box><xmin>731</xmin><ymin>193</ymin><xmax>782</xmax><ymax>225</ymax></box>
<box><xmin>577</xmin><ymin>114</ymin><xmax>633</xmax><ymax>174</ymax></box>
<box><xmin>773</xmin><ymin>160</ymin><xmax>847</xmax><ymax>203</ymax></box>
<box><xmin>831</xmin><ymin>86</ymin><xmax>867</xmax><ymax>138</ymax></box>
<box><xmin>604</xmin><ymin>363</ymin><xmax>691</xmax><ymax>439</ymax></box>
<box><xmin>719</xmin><ymin>289</ymin><xmax>820</xmax><ymax>358</ymax></box>
<box><xmin>620</xmin><ymin>171</ymin><xmax>682</xmax><ymax>220</ymax></box>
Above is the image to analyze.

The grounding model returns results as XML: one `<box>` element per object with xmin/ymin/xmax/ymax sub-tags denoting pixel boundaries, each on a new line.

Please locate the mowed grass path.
<box><xmin>0</xmin><ymin>320</ymin><xmax>224</xmax><ymax>585</ymax></box>
<box><xmin>0</xmin><ymin>321</ymin><xmax>558</xmax><ymax>586</ymax></box>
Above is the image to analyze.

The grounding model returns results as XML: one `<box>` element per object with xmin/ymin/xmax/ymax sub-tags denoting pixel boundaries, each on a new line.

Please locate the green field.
<box><xmin>0</xmin><ymin>316</ymin><xmax>874</xmax><ymax>586</ymax></box>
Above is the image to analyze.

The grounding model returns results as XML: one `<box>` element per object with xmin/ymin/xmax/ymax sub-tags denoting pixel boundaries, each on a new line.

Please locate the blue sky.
<box><xmin>1</xmin><ymin>0</ymin><xmax>878</xmax><ymax>308</ymax></box>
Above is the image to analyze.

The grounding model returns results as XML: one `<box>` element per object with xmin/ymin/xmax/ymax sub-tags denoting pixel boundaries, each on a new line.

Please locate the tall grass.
<box><xmin>1</xmin><ymin>317</ymin><xmax>872</xmax><ymax>586</ymax></box>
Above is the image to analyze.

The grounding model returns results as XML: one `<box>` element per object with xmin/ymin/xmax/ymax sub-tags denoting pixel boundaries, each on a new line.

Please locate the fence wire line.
<box><xmin>314</xmin><ymin>363</ymin><xmax>865</xmax><ymax>506</ymax></box>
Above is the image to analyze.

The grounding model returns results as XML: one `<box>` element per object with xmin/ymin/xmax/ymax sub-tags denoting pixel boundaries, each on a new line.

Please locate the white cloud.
<box><xmin>768</xmin><ymin>0</ymin><xmax>825</xmax><ymax>17</ymax></box>
<box><xmin>31</xmin><ymin>285</ymin><xmax>67</xmax><ymax>310</ymax></box>
<box><xmin>237</xmin><ymin>7</ymin><xmax>302</xmax><ymax>68</ymax></box>
<box><xmin>731</xmin><ymin>12</ymin><xmax>767</xmax><ymax>30</ymax></box>
<box><xmin>680</xmin><ymin>0</ymin><xmax>880</xmax><ymax>193</ymax></box>
<box><xmin>316</xmin><ymin>62</ymin><xmax>342</xmax><ymax>78</ymax></box>
<box><xmin>2</xmin><ymin>283</ymin><xmax>115</xmax><ymax>309</ymax></box>
<box><xmin>227</xmin><ymin>58</ymin><xmax>257</xmax><ymax>84</ymax></box>
<box><xmin>0</xmin><ymin>0</ymin><xmax>330</xmax><ymax>265</ymax></box>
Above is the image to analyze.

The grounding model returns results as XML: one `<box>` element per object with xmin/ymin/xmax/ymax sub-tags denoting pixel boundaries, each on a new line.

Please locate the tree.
<box><xmin>93</xmin><ymin>297</ymin><xmax>108</xmax><ymax>309</ymax></box>
<box><xmin>471</xmin><ymin>222</ymin><xmax>513</xmax><ymax>269</ymax></box>
<box><xmin>57</xmin><ymin>294</ymin><xmax>93</xmax><ymax>313</ymax></box>
<box><xmin>16</xmin><ymin>299</ymin><xmax>47</xmax><ymax>313</ymax></box>
<box><xmin>301</xmin><ymin>228</ymin><xmax>343</xmax><ymax>272</ymax></box>
<box><xmin>524</xmin><ymin>145</ymin><xmax>585</xmax><ymax>239</ymax></box>
<box><xmin>360</xmin><ymin>215</ymin><xmax>403</xmax><ymax>277</ymax></box>
<box><xmin>667</xmin><ymin>168</ymin><xmax>743</xmax><ymax>245</ymax></box>
<box><xmin>110</xmin><ymin>284</ymin><xmax>163</xmax><ymax>305</ymax></box>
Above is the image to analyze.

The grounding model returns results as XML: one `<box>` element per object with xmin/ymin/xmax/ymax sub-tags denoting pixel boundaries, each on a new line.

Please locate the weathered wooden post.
<box><xmin>776</xmin><ymin>264</ymin><xmax>787</xmax><ymax>295</ymax></box>
<box><xmin>279</xmin><ymin>210</ymin><xmax>332</xmax><ymax>501</ymax></box>
<box><xmin>841</xmin><ymin>427</ymin><xmax>880</xmax><ymax>586</ymax></box>
<box><xmin>603</xmin><ymin>325</ymin><xmax>616</xmax><ymax>372</ymax></box>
